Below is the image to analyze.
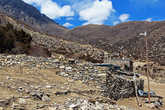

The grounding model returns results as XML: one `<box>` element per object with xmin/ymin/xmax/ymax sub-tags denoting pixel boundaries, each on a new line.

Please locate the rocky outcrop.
<box><xmin>31</xmin><ymin>33</ymin><xmax>105</xmax><ymax>63</ymax></box>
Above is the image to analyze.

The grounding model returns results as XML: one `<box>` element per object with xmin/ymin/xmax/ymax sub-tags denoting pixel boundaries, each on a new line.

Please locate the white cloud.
<box><xmin>113</xmin><ymin>21</ymin><xmax>120</xmax><ymax>25</ymax></box>
<box><xmin>22</xmin><ymin>0</ymin><xmax>44</xmax><ymax>6</ymax></box>
<box><xmin>72</xmin><ymin>0</ymin><xmax>94</xmax><ymax>13</ymax></box>
<box><xmin>145</xmin><ymin>18</ymin><xmax>152</xmax><ymax>22</ymax></box>
<box><xmin>119</xmin><ymin>14</ymin><xmax>130</xmax><ymax>22</ymax></box>
<box><xmin>41</xmin><ymin>1</ymin><xmax>74</xmax><ymax>19</ymax></box>
<box><xmin>78</xmin><ymin>0</ymin><xmax>115</xmax><ymax>25</ymax></box>
<box><xmin>22</xmin><ymin>0</ymin><xmax>74</xmax><ymax>19</ymax></box>
<box><xmin>63</xmin><ymin>22</ymin><xmax>73</xmax><ymax>27</ymax></box>
<box><xmin>22</xmin><ymin>0</ymin><xmax>35</xmax><ymax>4</ymax></box>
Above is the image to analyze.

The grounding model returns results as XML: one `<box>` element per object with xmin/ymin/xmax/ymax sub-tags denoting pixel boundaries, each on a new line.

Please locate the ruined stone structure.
<box><xmin>105</xmin><ymin>70</ymin><xmax>144</xmax><ymax>100</ymax></box>
<box><xmin>104</xmin><ymin>53</ymin><xmax>133</xmax><ymax>72</ymax></box>
<box><xmin>110</xmin><ymin>59</ymin><xmax>133</xmax><ymax>72</ymax></box>
<box><xmin>102</xmin><ymin>54</ymin><xmax>144</xmax><ymax>100</ymax></box>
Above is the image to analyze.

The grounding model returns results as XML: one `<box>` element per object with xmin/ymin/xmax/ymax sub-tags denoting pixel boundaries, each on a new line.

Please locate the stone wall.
<box><xmin>105</xmin><ymin>71</ymin><xmax>144</xmax><ymax>100</ymax></box>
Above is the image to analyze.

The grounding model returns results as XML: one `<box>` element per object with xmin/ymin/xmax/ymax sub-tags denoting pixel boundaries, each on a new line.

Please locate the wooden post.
<box><xmin>134</xmin><ymin>74</ymin><xmax>142</xmax><ymax>107</ymax></box>
<box><xmin>145</xmin><ymin>32</ymin><xmax>151</xmax><ymax>103</ymax></box>
<box><xmin>104</xmin><ymin>52</ymin><xmax>109</xmax><ymax>63</ymax></box>
<box><xmin>19</xmin><ymin>63</ymin><xmax>23</xmax><ymax>74</ymax></box>
<box><xmin>140</xmin><ymin>31</ymin><xmax>151</xmax><ymax>103</ymax></box>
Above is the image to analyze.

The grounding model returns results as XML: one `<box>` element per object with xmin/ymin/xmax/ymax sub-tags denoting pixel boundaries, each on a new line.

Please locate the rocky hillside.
<box><xmin>0</xmin><ymin>0</ymin><xmax>67</xmax><ymax>36</ymax></box>
<box><xmin>65</xmin><ymin>22</ymin><xmax>165</xmax><ymax>65</ymax></box>
<box><xmin>0</xmin><ymin>0</ymin><xmax>164</xmax><ymax>65</ymax></box>
<box><xmin>0</xmin><ymin>14</ymin><xmax>105</xmax><ymax>63</ymax></box>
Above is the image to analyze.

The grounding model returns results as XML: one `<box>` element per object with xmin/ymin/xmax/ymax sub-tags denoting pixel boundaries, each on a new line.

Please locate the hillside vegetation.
<box><xmin>0</xmin><ymin>23</ymin><xmax>32</xmax><ymax>54</ymax></box>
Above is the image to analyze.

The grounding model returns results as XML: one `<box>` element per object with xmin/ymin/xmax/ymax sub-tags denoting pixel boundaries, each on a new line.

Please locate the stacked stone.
<box><xmin>105</xmin><ymin>71</ymin><xmax>144</xmax><ymax>100</ymax></box>
<box><xmin>0</xmin><ymin>54</ymin><xmax>60</xmax><ymax>69</ymax></box>
<box><xmin>0</xmin><ymin>54</ymin><xmax>107</xmax><ymax>86</ymax></box>
<box><xmin>53</xmin><ymin>97</ymin><xmax>128</xmax><ymax>110</ymax></box>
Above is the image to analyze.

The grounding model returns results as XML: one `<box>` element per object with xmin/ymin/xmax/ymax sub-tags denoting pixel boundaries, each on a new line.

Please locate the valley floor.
<box><xmin>0</xmin><ymin>54</ymin><xmax>164</xmax><ymax>110</ymax></box>
<box><xmin>0</xmin><ymin>67</ymin><xmax>121</xmax><ymax>110</ymax></box>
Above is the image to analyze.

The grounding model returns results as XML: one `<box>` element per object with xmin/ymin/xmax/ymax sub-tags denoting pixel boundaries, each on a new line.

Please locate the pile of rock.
<box><xmin>56</xmin><ymin>62</ymin><xmax>106</xmax><ymax>84</ymax></box>
<box><xmin>0</xmin><ymin>97</ymin><xmax>130</xmax><ymax>110</ymax></box>
<box><xmin>0</xmin><ymin>54</ymin><xmax>107</xmax><ymax>86</ymax></box>
<box><xmin>0</xmin><ymin>54</ymin><xmax>60</xmax><ymax>69</ymax></box>
<box><xmin>105</xmin><ymin>71</ymin><xmax>144</xmax><ymax>100</ymax></box>
<box><xmin>51</xmin><ymin>97</ymin><xmax>129</xmax><ymax>110</ymax></box>
<box><xmin>32</xmin><ymin>34</ymin><xmax>105</xmax><ymax>63</ymax></box>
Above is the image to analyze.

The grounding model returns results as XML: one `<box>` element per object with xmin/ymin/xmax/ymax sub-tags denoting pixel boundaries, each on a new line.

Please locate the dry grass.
<box><xmin>0</xmin><ymin>66</ymin><xmax>165</xmax><ymax>110</ymax></box>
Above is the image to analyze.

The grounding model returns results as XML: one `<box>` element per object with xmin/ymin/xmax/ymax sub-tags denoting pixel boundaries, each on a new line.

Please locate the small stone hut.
<box><xmin>105</xmin><ymin>70</ymin><xmax>144</xmax><ymax>100</ymax></box>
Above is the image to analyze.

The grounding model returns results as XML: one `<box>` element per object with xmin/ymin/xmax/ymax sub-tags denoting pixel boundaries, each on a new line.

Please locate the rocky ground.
<box><xmin>30</xmin><ymin>32</ymin><xmax>105</xmax><ymax>63</ymax></box>
<box><xmin>0</xmin><ymin>54</ymin><xmax>164</xmax><ymax>110</ymax></box>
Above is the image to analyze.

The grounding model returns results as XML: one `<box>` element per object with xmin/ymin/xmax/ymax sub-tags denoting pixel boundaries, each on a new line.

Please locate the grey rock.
<box><xmin>42</xmin><ymin>95</ymin><xmax>51</xmax><ymax>102</ymax></box>
<box><xmin>30</xmin><ymin>91</ymin><xmax>50</xmax><ymax>101</ymax></box>
<box><xmin>18</xmin><ymin>98</ymin><xmax>26</xmax><ymax>104</ymax></box>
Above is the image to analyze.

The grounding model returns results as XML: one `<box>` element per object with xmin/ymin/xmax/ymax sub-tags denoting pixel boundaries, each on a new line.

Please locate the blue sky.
<box><xmin>22</xmin><ymin>0</ymin><xmax>165</xmax><ymax>28</ymax></box>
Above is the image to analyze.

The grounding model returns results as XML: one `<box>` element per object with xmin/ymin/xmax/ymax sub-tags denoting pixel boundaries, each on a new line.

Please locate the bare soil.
<box><xmin>118</xmin><ymin>76</ymin><xmax>165</xmax><ymax>110</ymax></box>
<box><xmin>0</xmin><ymin>66</ymin><xmax>164</xmax><ymax>110</ymax></box>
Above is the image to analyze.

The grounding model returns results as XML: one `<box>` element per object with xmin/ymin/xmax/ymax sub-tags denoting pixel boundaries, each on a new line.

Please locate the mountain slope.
<box><xmin>0</xmin><ymin>13</ymin><xmax>105</xmax><ymax>63</ymax></box>
<box><xmin>0</xmin><ymin>0</ymin><xmax>164</xmax><ymax>64</ymax></box>
<box><xmin>0</xmin><ymin>0</ymin><xmax>67</xmax><ymax>36</ymax></box>
<box><xmin>65</xmin><ymin>22</ymin><xmax>165</xmax><ymax>65</ymax></box>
